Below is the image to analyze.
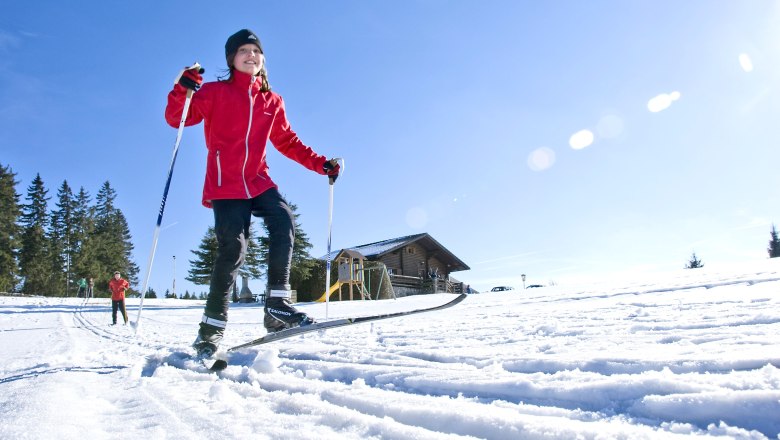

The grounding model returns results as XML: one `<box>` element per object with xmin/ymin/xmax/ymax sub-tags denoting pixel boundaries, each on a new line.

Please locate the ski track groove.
<box><xmin>9</xmin><ymin>281</ymin><xmax>776</xmax><ymax>438</ymax></box>
<box><xmin>64</xmin><ymin>297</ymin><xmax>438</xmax><ymax>438</ymax></box>
<box><xmin>68</xmin><ymin>300</ymin><xmax>243</xmax><ymax>438</ymax></box>
<box><xmin>211</xmin><ymin>368</ymin><xmax>480</xmax><ymax>439</ymax></box>
<box><xmin>72</xmin><ymin>299</ymin><xmax>191</xmax><ymax>356</ymax></box>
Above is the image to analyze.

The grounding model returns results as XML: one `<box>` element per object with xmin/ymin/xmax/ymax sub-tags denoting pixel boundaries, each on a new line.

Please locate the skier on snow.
<box><xmin>165</xmin><ymin>29</ymin><xmax>340</xmax><ymax>357</ymax></box>
<box><xmin>108</xmin><ymin>271</ymin><xmax>130</xmax><ymax>325</ymax></box>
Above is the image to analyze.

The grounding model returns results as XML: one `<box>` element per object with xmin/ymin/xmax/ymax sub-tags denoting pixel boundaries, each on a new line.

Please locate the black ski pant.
<box><xmin>204</xmin><ymin>188</ymin><xmax>294</xmax><ymax>322</ymax></box>
<box><xmin>112</xmin><ymin>299</ymin><xmax>128</xmax><ymax>324</ymax></box>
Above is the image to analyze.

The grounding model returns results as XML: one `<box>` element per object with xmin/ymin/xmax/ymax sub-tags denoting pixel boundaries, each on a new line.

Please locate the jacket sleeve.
<box><xmin>269</xmin><ymin>96</ymin><xmax>328</xmax><ymax>174</ymax></box>
<box><xmin>165</xmin><ymin>83</ymin><xmax>208</xmax><ymax>128</ymax></box>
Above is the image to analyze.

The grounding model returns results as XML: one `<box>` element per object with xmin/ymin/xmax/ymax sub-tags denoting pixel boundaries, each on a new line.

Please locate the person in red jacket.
<box><xmin>108</xmin><ymin>271</ymin><xmax>130</xmax><ymax>325</ymax></box>
<box><xmin>166</xmin><ymin>29</ymin><xmax>340</xmax><ymax>357</ymax></box>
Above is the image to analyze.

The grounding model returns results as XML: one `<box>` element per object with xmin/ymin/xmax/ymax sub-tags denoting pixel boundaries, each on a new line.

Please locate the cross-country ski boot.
<box><xmin>192</xmin><ymin>315</ymin><xmax>226</xmax><ymax>358</ymax></box>
<box><xmin>264</xmin><ymin>287</ymin><xmax>315</xmax><ymax>333</ymax></box>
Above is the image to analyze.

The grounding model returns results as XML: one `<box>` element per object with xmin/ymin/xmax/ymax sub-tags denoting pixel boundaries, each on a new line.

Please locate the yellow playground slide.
<box><xmin>314</xmin><ymin>281</ymin><xmax>344</xmax><ymax>302</ymax></box>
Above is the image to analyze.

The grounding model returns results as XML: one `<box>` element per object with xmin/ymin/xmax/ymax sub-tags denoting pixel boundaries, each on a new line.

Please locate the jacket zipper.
<box><xmin>242</xmin><ymin>77</ymin><xmax>256</xmax><ymax>198</ymax></box>
<box><xmin>216</xmin><ymin>150</ymin><xmax>222</xmax><ymax>186</ymax></box>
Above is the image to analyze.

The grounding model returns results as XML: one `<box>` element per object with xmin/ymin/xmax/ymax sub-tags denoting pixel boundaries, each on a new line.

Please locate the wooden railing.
<box><xmin>388</xmin><ymin>274</ymin><xmax>465</xmax><ymax>296</ymax></box>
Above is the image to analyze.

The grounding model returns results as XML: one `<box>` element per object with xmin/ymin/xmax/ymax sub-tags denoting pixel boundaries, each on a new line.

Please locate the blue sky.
<box><xmin>2</xmin><ymin>1</ymin><xmax>780</xmax><ymax>295</ymax></box>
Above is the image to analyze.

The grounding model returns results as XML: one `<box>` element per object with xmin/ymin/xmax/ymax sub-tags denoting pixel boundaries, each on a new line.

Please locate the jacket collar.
<box><xmin>231</xmin><ymin>69</ymin><xmax>262</xmax><ymax>92</ymax></box>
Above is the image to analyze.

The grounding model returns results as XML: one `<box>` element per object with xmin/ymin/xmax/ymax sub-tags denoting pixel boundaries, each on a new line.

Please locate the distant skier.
<box><xmin>165</xmin><ymin>28</ymin><xmax>340</xmax><ymax>357</ymax></box>
<box><xmin>108</xmin><ymin>271</ymin><xmax>129</xmax><ymax>325</ymax></box>
<box><xmin>77</xmin><ymin>278</ymin><xmax>87</xmax><ymax>298</ymax></box>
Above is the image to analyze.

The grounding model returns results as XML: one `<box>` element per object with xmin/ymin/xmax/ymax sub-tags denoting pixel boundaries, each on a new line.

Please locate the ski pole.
<box><xmin>325</xmin><ymin>158</ymin><xmax>344</xmax><ymax>320</ymax></box>
<box><xmin>134</xmin><ymin>64</ymin><xmax>202</xmax><ymax>333</ymax></box>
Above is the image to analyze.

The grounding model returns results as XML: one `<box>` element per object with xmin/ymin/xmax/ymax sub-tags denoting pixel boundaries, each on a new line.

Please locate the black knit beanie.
<box><xmin>225</xmin><ymin>29</ymin><xmax>263</xmax><ymax>58</ymax></box>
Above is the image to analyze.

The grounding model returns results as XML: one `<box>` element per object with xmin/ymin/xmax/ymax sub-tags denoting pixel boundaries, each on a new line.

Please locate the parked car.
<box><xmin>526</xmin><ymin>284</ymin><xmax>545</xmax><ymax>289</ymax></box>
<box><xmin>490</xmin><ymin>286</ymin><xmax>514</xmax><ymax>292</ymax></box>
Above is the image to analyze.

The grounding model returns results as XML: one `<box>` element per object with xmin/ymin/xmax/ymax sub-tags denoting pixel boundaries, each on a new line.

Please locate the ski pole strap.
<box><xmin>201</xmin><ymin>314</ymin><xmax>227</xmax><ymax>328</ymax></box>
<box><xmin>268</xmin><ymin>289</ymin><xmax>292</xmax><ymax>299</ymax></box>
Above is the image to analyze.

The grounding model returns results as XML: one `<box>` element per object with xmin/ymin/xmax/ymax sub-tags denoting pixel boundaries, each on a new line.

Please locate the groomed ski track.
<box><xmin>2</xmin><ymin>270</ymin><xmax>780</xmax><ymax>439</ymax></box>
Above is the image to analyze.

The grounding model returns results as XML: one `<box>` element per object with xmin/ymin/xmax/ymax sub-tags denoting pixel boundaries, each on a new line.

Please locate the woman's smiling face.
<box><xmin>233</xmin><ymin>44</ymin><xmax>264</xmax><ymax>76</ymax></box>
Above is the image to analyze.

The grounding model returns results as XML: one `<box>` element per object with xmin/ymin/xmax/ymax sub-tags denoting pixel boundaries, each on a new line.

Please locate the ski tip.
<box><xmin>209</xmin><ymin>359</ymin><xmax>228</xmax><ymax>372</ymax></box>
<box><xmin>199</xmin><ymin>353</ymin><xmax>228</xmax><ymax>372</ymax></box>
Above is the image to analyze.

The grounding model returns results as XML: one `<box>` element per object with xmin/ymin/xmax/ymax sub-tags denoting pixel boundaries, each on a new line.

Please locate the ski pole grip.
<box><xmin>328</xmin><ymin>157</ymin><xmax>344</xmax><ymax>185</ymax></box>
<box><xmin>188</xmin><ymin>62</ymin><xmax>204</xmax><ymax>74</ymax></box>
<box><xmin>174</xmin><ymin>62</ymin><xmax>205</xmax><ymax>86</ymax></box>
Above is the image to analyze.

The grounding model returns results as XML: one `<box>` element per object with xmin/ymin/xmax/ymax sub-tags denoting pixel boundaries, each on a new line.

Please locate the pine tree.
<box><xmin>684</xmin><ymin>252</ymin><xmax>704</xmax><ymax>269</ymax></box>
<box><xmin>71</xmin><ymin>187</ymin><xmax>97</xmax><ymax>288</ymax></box>
<box><xmin>0</xmin><ymin>164</ymin><xmax>21</xmax><ymax>292</ymax></box>
<box><xmin>288</xmin><ymin>202</ymin><xmax>317</xmax><ymax>290</ymax></box>
<box><xmin>186</xmin><ymin>199</ymin><xmax>316</xmax><ymax>292</ymax></box>
<box><xmin>257</xmin><ymin>201</ymin><xmax>317</xmax><ymax>291</ymax></box>
<box><xmin>92</xmin><ymin>181</ymin><xmax>139</xmax><ymax>292</ymax></box>
<box><xmin>49</xmin><ymin>180</ymin><xmax>76</xmax><ymax>295</ymax></box>
<box><xmin>241</xmin><ymin>224</ymin><xmax>264</xmax><ymax>280</ymax></box>
<box><xmin>186</xmin><ymin>226</ymin><xmax>218</xmax><ymax>285</ymax></box>
<box><xmin>768</xmin><ymin>224</ymin><xmax>780</xmax><ymax>258</ymax></box>
<box><xmin>188</xmin><ymin>225</ymin><xmax>265</xmax><ymax>287</ymax></box>
<box><xmin>115</xmin><ymin>210</ymin><xmax>139</xmax><ymax>283</ymax></box>
<box><xmin>19</xmin><ymin>174</ymin><xmax>51</xmax><ymax>294</ymax></box>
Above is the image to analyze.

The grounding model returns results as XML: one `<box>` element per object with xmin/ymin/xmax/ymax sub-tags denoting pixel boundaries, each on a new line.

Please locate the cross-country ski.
<box><xmin>229</xmin><ymin>293</ymin><xmax>466</xmax><ymax>352</ymax></box>
<box><xmin>203</xmin><ymin>293</ymin><xmax>467</xmax><ymax>371</ymax></box>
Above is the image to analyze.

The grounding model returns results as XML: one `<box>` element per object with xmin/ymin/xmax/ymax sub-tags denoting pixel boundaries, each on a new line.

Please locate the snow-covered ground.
<box><xmin>1</xmin><ymin>261</ymin><xmax>779</xmax><ymax>440</ymax></box>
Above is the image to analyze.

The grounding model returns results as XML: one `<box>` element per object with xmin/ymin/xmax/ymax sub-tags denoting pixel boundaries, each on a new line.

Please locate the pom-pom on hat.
<box><xmin>225</xmin><ymin>29</ymin><xmax>263</xmax><ymax>58</ymax></box>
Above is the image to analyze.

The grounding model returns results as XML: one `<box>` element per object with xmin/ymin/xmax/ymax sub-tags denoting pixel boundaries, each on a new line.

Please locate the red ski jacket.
<box><xmin>108</xmin><ymin>278</ymin><xmax>129</xmax><ymax>301</ymax></box>
<box><xmin>165</xmin><ymin>70</ymin><xmax>329</xmax><ymax>208</ymax></box>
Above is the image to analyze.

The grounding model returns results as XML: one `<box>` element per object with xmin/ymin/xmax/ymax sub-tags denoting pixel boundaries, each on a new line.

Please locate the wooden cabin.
<box><xmin>326</xmin><ymin>233</ymin><xmax>470</xmax><ymax>297</ymax></box>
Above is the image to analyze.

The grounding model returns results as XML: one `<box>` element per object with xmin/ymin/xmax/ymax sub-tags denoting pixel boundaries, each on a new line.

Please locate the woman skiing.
<box><xmin>165</xmin><ymin>29</ymin><xmax>340</xmax><ymax>357</ymax></box>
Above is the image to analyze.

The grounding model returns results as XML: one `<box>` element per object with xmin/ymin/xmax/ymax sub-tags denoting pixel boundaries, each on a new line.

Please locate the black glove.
<box><xmin>323</xmin><ymin>159</ymin><xmax>340</xmax><ymax>183</ymax></box>
<box><xmin>176</xmin><ymin>65</ymin><xmax>205</xmax><ymax>91</ymax></box>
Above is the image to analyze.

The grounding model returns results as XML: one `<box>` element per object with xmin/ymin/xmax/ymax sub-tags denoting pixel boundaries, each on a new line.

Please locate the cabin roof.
<box><xmin>324</xmin><ymin>233</ymin><xmax>470</xmax><ymax>272</ymax></box>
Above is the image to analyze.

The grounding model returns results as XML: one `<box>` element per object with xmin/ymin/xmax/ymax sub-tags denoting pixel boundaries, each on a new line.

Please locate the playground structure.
<box><xmin>315</xmin><ymin>250</ymin><xmax>395</xmax><ymax>302</ymax></box>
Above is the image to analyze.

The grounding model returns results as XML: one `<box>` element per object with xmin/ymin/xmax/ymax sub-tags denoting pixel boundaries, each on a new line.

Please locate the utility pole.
<box><xmin>172</xmin><ymin>255</ymin><xmax>176</xmax><ymax>298</ymax></box>
<box><xmin>66</xmin><ymin>247</ymin><xmax>70</xmax><ymax>297</ymax></box>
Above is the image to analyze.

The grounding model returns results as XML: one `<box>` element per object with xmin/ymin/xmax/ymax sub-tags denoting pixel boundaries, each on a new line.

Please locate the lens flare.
<box><xmin>647</xmin><ymin>91</ymin><xmax>681</xmax><ymax>113</ymax></box>
<box><xmin>569</xmin><ymin>129</ymin><xmax>594</xmax><ymax>150</ymax></box>
<box><xmin>527</xmin><ymin>147</ymin><xmax>556</xmax><ymax>171</ymax></box>
<box><xmin>597</xmin><ymin>114</ymin><xmax>624</xmax><ymax>139</ymax></box>
<box><xmin>739</xmin><ymin>53</ymin><xmax>754</xmax><ymax>72</ymax></box>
